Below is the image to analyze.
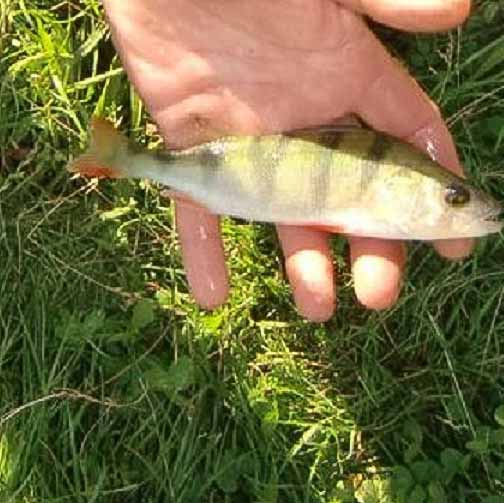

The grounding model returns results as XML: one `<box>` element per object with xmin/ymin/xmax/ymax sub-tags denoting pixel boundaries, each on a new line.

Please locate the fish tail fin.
<box><xmin>67</xmin><ymin>117</ymin><xmax>128</xmax><ymax>179</ymax></box>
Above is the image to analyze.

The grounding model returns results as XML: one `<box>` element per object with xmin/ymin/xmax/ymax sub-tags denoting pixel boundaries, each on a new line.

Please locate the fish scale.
<box><xmin>67</xmin><ymin>117</ymin><xmax>503</xmax><ymax>241</ymax></box>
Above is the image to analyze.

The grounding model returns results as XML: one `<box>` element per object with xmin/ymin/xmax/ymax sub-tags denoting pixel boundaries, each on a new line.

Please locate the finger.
<box><xmin>349</xmin><ymin>237</ymin><xmax>406</xmax><ymax>310</ymax></box>
<box><xmin>431</xmin><ymin>238</ymin><xmax>474</xmax><ymax>260</ymax></box>
<box><xmin>151</xmin><ymin>111</ymin><xmax>230</xmax><ymax>310</ymax></box>
<box><xmin>337</xmin><ymin>0</ymin><xmax>471</xmax><ymax>32</ymax></box>
<box><xmin>175</xmin><ymin>200</ymin><xmax>229</xmax><ymax>309</ymax></box>
<box><xmin>353</xmin><ymin>29</ymin><xmax>474</xmax><ymax>260</ymax></box>
<box><xmin>276</xmin><ymin>225</ymin><xmax>335</xmax><ymax>322</ymax></box>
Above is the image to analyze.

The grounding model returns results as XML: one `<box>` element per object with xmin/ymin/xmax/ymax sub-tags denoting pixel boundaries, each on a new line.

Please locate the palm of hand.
<box><xmin>106</xmin><ymin>0</ymin><xmax>385</xmax><ymax>141</ymax></box>
<box><xmin>104</xmin><ymin>0</ymin><xmax>472</xmax><ymax>321</ymax></box>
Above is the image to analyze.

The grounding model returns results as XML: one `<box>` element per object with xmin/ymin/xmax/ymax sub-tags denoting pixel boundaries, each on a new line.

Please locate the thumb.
<box><xmin>337</xmin><ymin>0</ymin><xmax>471</xmax><ymax>32</ymax></box>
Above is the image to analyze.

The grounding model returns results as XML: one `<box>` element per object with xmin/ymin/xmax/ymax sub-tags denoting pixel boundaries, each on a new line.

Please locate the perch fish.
<box><xmin>67</xmin><ymin>117</ymin><xmax>503</xmax><ymax>241</ymax></box>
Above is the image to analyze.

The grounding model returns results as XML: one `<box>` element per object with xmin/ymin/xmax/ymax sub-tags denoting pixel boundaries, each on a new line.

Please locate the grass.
<box><xmin>1</xmin><ymin>0</ymin><xmax>504</xmax><ymax>502</ymax></box>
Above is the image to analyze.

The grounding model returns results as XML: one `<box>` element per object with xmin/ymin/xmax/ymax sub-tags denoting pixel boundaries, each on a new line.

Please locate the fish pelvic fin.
<box><xmin>67</xmin><ymin>116</ymin><xmax>128</xmax><ymax>179</ymax></box>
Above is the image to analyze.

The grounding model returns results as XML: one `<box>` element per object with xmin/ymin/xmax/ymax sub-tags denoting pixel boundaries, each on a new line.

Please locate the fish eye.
<box><xmin>445</xmin><ymin>183</ymin><xmax>471</xmax><ymax>207</ymax></box>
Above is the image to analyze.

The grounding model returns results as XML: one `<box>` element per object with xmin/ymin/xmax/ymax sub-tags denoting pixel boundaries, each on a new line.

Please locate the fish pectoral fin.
<box><xmin>160</xmin><ymin>188</ymin><xmax>213</xmax><ymax>212</ymax></box>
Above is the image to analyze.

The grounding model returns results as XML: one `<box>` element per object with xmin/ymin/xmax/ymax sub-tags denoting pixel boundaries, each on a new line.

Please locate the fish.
<box><xmin>67</xmin><ymin>117</ymin><xmax>503</xmax><ymax>241</ymax></box>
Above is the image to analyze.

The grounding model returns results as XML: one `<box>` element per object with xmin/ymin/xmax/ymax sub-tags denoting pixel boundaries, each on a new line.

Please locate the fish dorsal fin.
<box><xmin>285</xmin><ymin>114</ymin><xmax>366</xmax><ymax>137</ymax></box>
<box><xmin>283</xmin><ymin>119</ymin><xmax>443</xmax><ymax>168</ymax></box>
<box><xmin>283</xmin><ymin>121</ymin><xmax>374</xmax><ymax>151</ymax></box>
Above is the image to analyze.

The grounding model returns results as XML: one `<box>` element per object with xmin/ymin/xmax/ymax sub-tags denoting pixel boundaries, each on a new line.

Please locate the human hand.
<box><xmin>103</xmin><ymin>0</ymin><xmax>472</xmax><ymax>322</ymax></box>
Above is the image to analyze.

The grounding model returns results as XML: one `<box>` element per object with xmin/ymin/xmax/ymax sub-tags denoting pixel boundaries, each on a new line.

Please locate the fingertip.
<box><xmin>350</xmin><ymin>238</ymin><xmax>406</xmax><ymax>311</ymax></box>
<box><xmin>186</xmin><ymin>256</ymin><xmax>229</xmax><ymax>309</ymax></box>
<box><xmin>435</xmin><ymin>0</ymin><xmax>472</xmax><ymax>30</ymax></box>
<box><xmin>191</xmin><ymin>286</ymin><xmax>229</xmax><ymax>310</ymax></box>
<box><xmin>408</xmin><ymin>119</ymin><xmax>463</xmax><ymax>176</ymax></box>
<box><xmin>175</xmin><ymin>200</ymin><xmax>230</xmax><ymax>311</ymax></box>
<box><xmin>433</xmin><ymin>238</ymin><xmax>475</xmax><ymax>261</ymax></box>
<box><xmin>294</xmin><ymin>285</ymin><xmax>336</xmax><ymax>323</ymax></box>
<box><xmin>341</xmin><ymin>0</ymin><xmax>471</xmax><ymax>32</ymax></box>
<box><xmin>277</xmin><ymin>226</ymin><xmax>336</xmax><ymax>322</ymax></box>
<box><xmin>406</xmin><ymin>0</ymin><xmax>471</xmax><ymax>32</ymax></box>
<box><xmin>182</xmin><ymin>258</ymin><xmax>230</xmax><ymax>312</ymax></box>
<box><xmin>286</xmin><ymin>249</ymin><xmax>336</xmax><ymax>322</ymax></box>
<box><xmin>297</xmin><ymin>302</ymin><xmax>335</xmax><ymax>323</ymax></box>
<box><xmin>352</xmin><ymin>258</ymin><xmax>401</xmax><ymax>310</ymax></box>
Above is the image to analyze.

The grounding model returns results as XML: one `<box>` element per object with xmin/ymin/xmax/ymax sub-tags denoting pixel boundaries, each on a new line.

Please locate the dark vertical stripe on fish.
<box><xmin>250</xmin><ymin>135</ymin><xmax>289</xmax><ymax>204</ymax></box>
<box><xmin>360</xmin><ymin>134</ymin><xmax>392</xmax><ymax>191</ymax></box>
<box><xmin>250</xmin><ymin>137</ymin><xmax>271</xmax><ymax>203</ymax></box>
<box><xmin>195</xmin><ymin>141</ymin><xmax>224</xmax><ymax>188</ymax></box>
<box><xmin>367</xmin><ymin>134</ymin><xmax>392</xmax><ymax>162</ymax></box>
<box><xmin>311</xmin><ymin>131</ymin><xmax>344</xmax><ymax>214</ymax></box>
<box><xmin>154</xmin><ymin>150</ymin><xmax>175</xmax><ymax>162</ymax></box>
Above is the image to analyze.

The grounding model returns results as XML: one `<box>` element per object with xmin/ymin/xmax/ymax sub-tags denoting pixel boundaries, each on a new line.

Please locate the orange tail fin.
<box><xmin>67</xmin><ymin>117</ymin><xmax>127</xmax><ymax>179</ymax></box>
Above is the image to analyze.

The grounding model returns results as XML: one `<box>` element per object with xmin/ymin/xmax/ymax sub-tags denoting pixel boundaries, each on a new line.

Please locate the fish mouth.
<box><xmin>482</xmin><ymin>205</ymin><xmax>504</xmax><ymax>233</ymax></box>
<box><xmin>485</xmin><ymin>214</ymin><xmax>503</xmax><ymax>223</ymax></box>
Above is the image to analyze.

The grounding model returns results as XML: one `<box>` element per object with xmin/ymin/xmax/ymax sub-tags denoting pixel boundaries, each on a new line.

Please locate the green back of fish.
<box><xmin>175</xmin><ymin>126</ymin><xmax>456</xmax><ymax>216</ymax></box>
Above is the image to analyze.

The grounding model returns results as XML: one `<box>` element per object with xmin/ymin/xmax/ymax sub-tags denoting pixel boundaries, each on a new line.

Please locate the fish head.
<box><xmin>419</xmin><ymin>174</ymin><xmax>503</xmax><ymax>240</ymax></box>
<box><xmin>363</xmin><ymin>166</ymin><xmax>502</xmax><ymax>241</ymax></box>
